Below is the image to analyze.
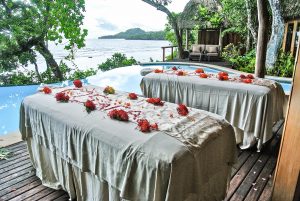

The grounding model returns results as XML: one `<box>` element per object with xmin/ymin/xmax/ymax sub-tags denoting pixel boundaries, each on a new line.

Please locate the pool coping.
<box><xmin>0</xmin><ymin>131</ymin><xmax>22</xmax><ymax>147</ymax></box>
<box><xmin>141</xmin><ymin>61</ymin><xmax>293</xmax><ymax>95</ymax></box>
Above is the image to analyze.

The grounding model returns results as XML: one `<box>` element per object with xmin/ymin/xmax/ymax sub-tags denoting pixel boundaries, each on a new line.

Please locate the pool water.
<box><xmin>0</xmin><ymin>64</ymin><xmax>292</xmax><ymax>135</ymax></box>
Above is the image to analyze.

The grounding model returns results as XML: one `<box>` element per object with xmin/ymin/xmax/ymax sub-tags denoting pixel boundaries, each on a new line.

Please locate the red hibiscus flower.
<box><xmin>195</xmin><ymin>68</ymin><xmax>204</xmax><ymax>74</ymax></box>
<box><xmin>147</xmin><ymin>97</ymin><xmax>164</xmax><ymax>106</ymax></box>
<box><xmin>73</xmin><ymin>79</ymin><xmax>82</xmax><ymax>88</ymax></box>
<box><xmin>84</xmin><ymin>100</ymin><xmax>96</xmax><ymax>113</ymax></box>
<box><xmin>177</xmin><ymin>104</ymin><xmax>189</xmax><ymax>116</ymax></box>
<box><xmin>55</xmin><ymin>92</ymin><xmax>69</xmax><ymax>102</ymax></box>
<box><xmin>240</xmin><ymin>74</ymin><xmax>246</xmax><ymax>79</ymax></box>
<box><xmin>218</xmin><ymin>75</ymin><xmax>229</xmax><ymax>81</ymax></box>
<box><xmin>199</xmin><ymin>73</ymin><xmax>208</xmax><ymax>78</ymax></box>
<box><xmin>154</xmin><ymin>69</ymin><xmax>163</xmax><ymax>73</ymax></box>
<box><xmin>104</xmin><ymin>86</ymin><xmax>115</xmax><ymax>94</ymax></box>
<box><xmin>243</xmin><ymin>78</ymin><xmax>253</xmax><ymax>84</ymax></box>
<box><xmin>218</xmin><ymin>72</ymin><xmax>228</xmax><ymax>77</ymax></box>
<box><xmin>172</xmin><ymin>66</ymin><xmax>177</xmax><ymax>71</ymax></box>
<box><xmin>176</xmin><ymin>70</ymin><xmax>185</xmax><ymax>76</ymax></box>
<box><xmin>137</xmin><ymin>119</ymin><xmax>151</xmax><ymax>132</ymax></box>
<box><xmin>128</xmin><ymin>93</ymin><xmax>138</xmax><ymax>100</ymax></box>
<box><xmin>43</xmin><ymin>87</ymin><xmax>52</xmax><ymax>94</ymax></box>
<box><xmin>247</xmin><ymin>74</ymin><xmax>254</xmax><ymax>79</ymax></box>
<box><xmin>108</xmin><ymin>109</ymin><xmax>129</xmax><ymax>121</ymax></box>
<box><xmin>151</xmin><ymin>123</ymin><xmax>158</xmax><ymax>130</ymax></box>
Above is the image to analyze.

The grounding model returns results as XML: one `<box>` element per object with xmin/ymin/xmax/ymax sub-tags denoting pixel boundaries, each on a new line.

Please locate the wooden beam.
<box><xmin>282</xmin><ymin>23</ymin><xmax>289</xmax><ymax>52</ymax></box>
<box><xmin>272</xmin><ymin>38</ymin><xmax>300</xmax><ymax>201</ymax></box>
<box><xmin>290</xmin><ymin>21</ymin><xmax>298</xmax><ymax>55</ymax></box>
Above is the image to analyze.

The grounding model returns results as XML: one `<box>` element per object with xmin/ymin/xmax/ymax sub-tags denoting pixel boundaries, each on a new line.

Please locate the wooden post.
<box><xmin>255</xmin><ymin>0</ymin><xmax>269</xmax><ymax>78</ymax></box>
<box><xmin>219</xmin><ymin>27</ymin><xmax>223</xmax><ymax>54</ymax></box>
<box><xmin>171</xmin><ymin>47</ymin><xmax>174</xmax><ymax>60</ymax></box>
<box><xmin>185</xmin><ymin>29</ymin><xmax>190</xmax><ymax>50</ymax></box>
<box><xmin>272</xmin><ymin>38</ymin><xmax>300</xmax><ymax>201</ymax></box>
<box><xmin>290</xmin><ymin>21</ymin><xmax>298</xmax><ymax>55</ymax></box>
<box><xmin>282</xmin><ymin>22</ymin><xmax>288</xmax><ymax>52</ymax></box>
<box><xmin>162</xmin><ymin>47</ymin><xmax>165</xmax><ymax>62</ymax></box>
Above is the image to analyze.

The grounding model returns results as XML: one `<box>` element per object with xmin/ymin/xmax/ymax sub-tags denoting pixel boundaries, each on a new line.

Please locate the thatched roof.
<box><xmin>281</xmin><ymin>0</ymin><xmax>300</xmax><ymax>20</ymax></box>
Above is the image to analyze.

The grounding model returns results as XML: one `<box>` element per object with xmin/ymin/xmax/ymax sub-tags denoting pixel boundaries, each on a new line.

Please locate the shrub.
<box><xmin>98</xmin><ymin>53</ymin><xmax>137</xmax><ymax>71</ymax></box>
<box><xmin>267</xmin><ymin>50</ymin><xmax>295</xmax><ymax>77</ymax></box>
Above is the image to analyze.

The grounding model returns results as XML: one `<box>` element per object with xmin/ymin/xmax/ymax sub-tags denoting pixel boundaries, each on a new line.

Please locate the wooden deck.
<box><xmin>0</xmin><ymin>121</ymin><xmax>283</xmax><ymax>201</ymax></box>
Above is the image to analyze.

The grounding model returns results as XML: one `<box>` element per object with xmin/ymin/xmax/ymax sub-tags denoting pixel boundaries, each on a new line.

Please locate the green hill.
<box><xmin>98</xmin><ymin>28</ymin><xmax>165</xmax><ymax>40</ymax></box>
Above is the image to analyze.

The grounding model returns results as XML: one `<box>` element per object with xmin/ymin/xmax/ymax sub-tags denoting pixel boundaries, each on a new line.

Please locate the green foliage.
<box><xmin>267</xmin><ymin>51</ymin><xmax>295</xmax><ymax>77</ymax></box>
<box><xmin>166</xmin><ymin>50</ymin><xmax>178</xmax><ymax>61</ymax></box>
<box><xmin>222</xmin><ymin>43</ymin><xmax>255</xmax><ymax>73</ymax></box>
<box><xmin>195</xmin><ymin>6</ymin><xmax>222</xmax><ymax>28</ymax></box>
<box><xmin>99</xmin><ymin>28</ymin><xmax>165</xmax><ymax>40</ymax></box>
<box><xmin>98</xmin><ymin>53</ymin><xmax>138</xmax><ymax>71</ymax></box>
<box><xmin>0</xmin><ymin>148</ymin><xmax>11</xmax><ymax>160</ymax></box>
<box><xmin>0</xmin><ymin>62</ymin><xmax>97</xmax><ymax>86</ymax></box>
<box><xmin>0</xmin><ymin>0</ymin><xmax>87</xmax><ymax>76</ymax></box>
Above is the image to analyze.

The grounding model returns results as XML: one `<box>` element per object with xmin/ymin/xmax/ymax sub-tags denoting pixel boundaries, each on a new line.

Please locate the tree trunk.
<box><xmin>174</xmin><ymin>26</ymin><xmax>184</xmax><ymax>59</ymax></box>
<box><xmin>36</xmin><ymin>42</ymin><xmax>63</xmax><ymax>81</ymax></box>
<box><xmin>246</xmin><ymin>29</ymin><xmax>251</xmax><ymax>52</ymax></box>
<box><xmin>245</xmin><ymin>0</ymin><xmax>258</xmax><ymax>44</ymax></box>
<box><xmin>266</xmin><ymin>0</ymin><xmax>284</xmax><ymax>69</ymax></box>
<box><xmin>33</xmin><ymin>61</ymin><xmax>43</xmax><ymax>83</ymax></box>
<box><xmin>255</xmin><ymin>0</ymin><xmax>269</xmax><ymax>78</ymax></box>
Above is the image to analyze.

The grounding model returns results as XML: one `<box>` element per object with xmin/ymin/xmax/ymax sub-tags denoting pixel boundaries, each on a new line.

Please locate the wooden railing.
<box><xmin>161</xmin><ymin>45</ymin><xmax>177</xmax><ymax>61</ymax></box>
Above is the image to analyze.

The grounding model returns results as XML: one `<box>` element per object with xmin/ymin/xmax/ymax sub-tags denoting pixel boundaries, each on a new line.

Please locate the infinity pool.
<box><xmin>0</xmin><ymin>64</ymin><xmax>292</xmax><ymax>135</ymax></box>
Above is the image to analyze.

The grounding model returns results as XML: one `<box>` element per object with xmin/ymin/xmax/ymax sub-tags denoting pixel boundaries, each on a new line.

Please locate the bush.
<box><xmin>222</xmin><ymin>43</ymin><xmax>255</xmax><ymax>73</ymax></box>
<box><xmin>98</xmin><ymin>53</ymin><xmax>137</xmax><ymax>71</ymax></box>
<box><xmin>267</xmin><ymin>50</ymin><xmax>295</xmax><ymax>77</ymax></box>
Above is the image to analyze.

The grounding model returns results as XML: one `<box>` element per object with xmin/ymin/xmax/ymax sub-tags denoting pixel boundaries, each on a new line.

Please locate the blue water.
<box><xmin>0</xmin><ymin>64</ymin><xmax>292</xmax><ymax>135</ymax></box>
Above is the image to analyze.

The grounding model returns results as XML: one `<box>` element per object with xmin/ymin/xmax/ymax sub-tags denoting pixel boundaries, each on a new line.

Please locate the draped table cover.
<box><xmin>20</xmin><ymin>85</ymin><xmax>236</xmax><ymax>201</ymax></box>
<box><xmin>140</xmin><ymin>72</ymin><xmax>285</xmax><ymax>150</ymax></box>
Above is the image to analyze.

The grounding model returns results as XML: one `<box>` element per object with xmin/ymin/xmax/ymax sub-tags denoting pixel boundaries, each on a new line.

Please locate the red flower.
<box><xmin>240</xmin><ymin>74</ymin><xmax>246</xmax><ymax>79</ymax></box>
<box><xmin>172</xmin><ymin>66</ymin><xmax>177</xmax><ymax>71</ymax></box>
<box><xmin>43</xmin><ymin>87</ymin><xmax>52</xmax><ymax>94</ymax></box>
<box><xmin>151</xmin><ymin>123</ymin><xmax>158</xmax><ymax>130</ymax></box>
<box><xmin>128</xmin><ymin>93</ymin><xmax>138</xmax><ymax>100</ymax></box>
<box><xmin>218</xmin><ymin>74</ymin><xmax>229</xmax><ymax>81</ymax></box>
<box><xmin>137</xmin><ymin>119</ymin><xmax>151</xmax><ymax>132</ymax></box>
<box><xmin>84</xmin><ymin>100</ymin><xmax>96</xmax><ymax>113</ymax></box>
<box><xmin>176</xmin><ymin>71</ymin><xmax>185</xmax><ymax>76</ymax></box>
<box><xmin>103</xmin><ymin>86</ymin><xmax>115</xmax><ymax>94</ymax></box>
<box><xmin>177</xmin><ymin>104</ymin><xmax>189</xmax><ymax>116</ymax></box>
<box><xmin>55</xmin><ymin>92</ymin><xmax>69</xmax><ymax>102</ymax></box>
<box><xmin>147</xmin><ymin>97</ymin><xmax>164</xmax><ymax>106</ymax></box>
<box><xmin>243</xmin><ymin>78</ymin><xmax>253</xmax><ymax>84</ymax></box>
<box><xmin>218</xmin><ymin>72</ymin><xmax>228</xmax><ymax>77</ymax></box>
<box><xmin>195</xmin><ymin>68</ymin><xmax>204</xmax><ymax>74</ymax></box>
<box><xmin>199</xmin><ymin>73</ymin><xmax>208</xmax><ymax>78</ymax></box>
<box><xmin>247</xmin><ymin>74</ymin><xmax>254</xmax><ymax>79</ymax></box>
<box><xmin>108</xmin><ymin>109</ymin><xmax>129</xmax><ymax>121</ymax></box>
<box><xmin>73</xmin><ymin>79</ymin><xmax>82</xmax><ymax>88</ymax></box>
<box><xmin>154</xmin><ymin>69</ymin><xmax>163</xmax><ymax>73</ymax></box>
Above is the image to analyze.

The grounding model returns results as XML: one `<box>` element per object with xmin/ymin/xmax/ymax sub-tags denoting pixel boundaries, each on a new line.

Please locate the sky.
<box><xmin>83</xmin><ymin>0</ymin><xmax>190</xmax><ymax>39</ymax></box>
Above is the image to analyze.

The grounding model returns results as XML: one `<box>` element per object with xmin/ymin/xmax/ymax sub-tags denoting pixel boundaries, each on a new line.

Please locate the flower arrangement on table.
<box><xmin>40</xmin><ymin>83</ymin><xmax>194</xmax><ymax>134</ymax></box>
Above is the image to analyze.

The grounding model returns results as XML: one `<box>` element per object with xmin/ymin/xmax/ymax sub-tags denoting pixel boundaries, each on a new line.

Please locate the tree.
<box><xmin>0</xmin><ymin>0</ymin><xmax>87</xmax><ymax>81</ymax></box>
<box><xmin>142</xmin><ymin>0</ymin><xmax>185</xmax><ymax>59</ymax></box>
<box><xmin>266</xmin><ymin>0</ymin><xmax>284</xmax><ymax>69</ymax></box>
<box><xmin>255</xmin><ymin>0</ymin><xmax>269</xmax><ymax>78</ymax></box>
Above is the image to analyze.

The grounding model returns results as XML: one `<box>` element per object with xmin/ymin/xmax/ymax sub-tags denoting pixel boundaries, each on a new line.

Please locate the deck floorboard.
<box><xmin>0</xmin><ymin>121</ymin><xmax>283</xmax><ymax>201</ymax></box>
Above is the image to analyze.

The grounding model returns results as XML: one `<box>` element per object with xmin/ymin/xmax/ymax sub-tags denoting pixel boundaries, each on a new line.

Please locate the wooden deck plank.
<box><xmin>0</xmin><ymin>180</ymin><xmax>42</xmax><ymax>200</ymax></box>
<box><xmin>225</xmin><ymin>152</ymin><xmax>262</xmax><ymax>200</ymax></box>
<box><xmin>38</xmin><ymin>190</ymin><xmax>69</xmax><ymax>201</ymax></box>
<box><xmin>22</xmin><ymin>188</ymin><xmax>56</xmax><ymax>201</ymax></box>
<box><xmin>9</xmin><ymin>183</ymin><xmax>50</xmax><ymax>201</ymax></box>
<box><xmin>244</xmin><ymin>156</ymin><xmax>277</xmax><ymax>201</ymax></box>
<box><xmin>0</xmin><ymin>154</ymin><xmax>30</xmax><ymax>171</ymax></box>
<box><xmin>0</xmin><ymin>167</ymin><xmax>35</xmax><ymax>186</ymax></box>
<box><xmin>0</xmin><ymin>152</ymin><xmax>29</xmax><ymax>167</ymax></box>
<box><xmin>0</xmin><ymin>176</ymin><xmax>39</xmax><ymax>197</ymax></box>
<box><xmin>0</xmin><ymin>160</ymin><xmax>31</xmax><ymax>174</ymax></box>
<box><xmin>0</xmin><ymin>170</ymin><xmax>36</xmax><ymax>193</ymax></box>
<box><xmin>231</xmin><ymin>150</ymin><xmax>252</xmax><ymax>177</ymax></box>
<box><xmin>229</xmin><ymin>153</ymin><xmax>270</xmax><ymax>200</ymax></box>
<box><xmin>53</xmin><ymin>194</ymin><xmax>70</xmax><ymax>201</ymax></box>
<box><xmin>258</xmin><ymin>174</ymin><xmax>274</xmax><ymax>201</ymax></box>
<box><xmin>0</xmin><ymin>163</ymin><xmax>33</xmax><ymax>180</ymax></box>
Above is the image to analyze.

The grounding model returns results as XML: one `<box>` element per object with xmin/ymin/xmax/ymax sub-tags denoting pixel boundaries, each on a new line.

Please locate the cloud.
<box><xmin>83</xmin><ymin>0</ymin><xmax>190</xmax><ymax>39</ymax></box>
<box><xmin>96</xmin><ymin>18</ymin><xmax>118</xmax><ymax>31</ymax></box>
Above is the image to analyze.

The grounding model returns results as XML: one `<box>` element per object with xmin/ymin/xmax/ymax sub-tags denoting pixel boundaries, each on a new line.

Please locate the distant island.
<box><xmin>98</xmin><ymin>28</ymin><xmax>165</xmax><ymax>40</ymax></box>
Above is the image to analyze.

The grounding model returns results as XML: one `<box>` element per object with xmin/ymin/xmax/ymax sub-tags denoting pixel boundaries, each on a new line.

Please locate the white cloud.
<box><xmin>83</xmin><ymin>0</ymin><xmax>190</xmax><ymax>39</ymax></box>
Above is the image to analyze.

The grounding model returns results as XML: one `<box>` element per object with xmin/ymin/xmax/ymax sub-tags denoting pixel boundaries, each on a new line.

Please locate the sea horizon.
<box><xmin>21</xmin><ymin>39</ymin><xmax>171</xmax><ymax>73</ymax></box>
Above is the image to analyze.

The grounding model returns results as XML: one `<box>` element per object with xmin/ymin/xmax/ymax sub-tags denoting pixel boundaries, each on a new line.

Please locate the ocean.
<box><xmin>33</xmin><ymin>39</ymin><xmax>171</xmax><ymax>72</ymax></box>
